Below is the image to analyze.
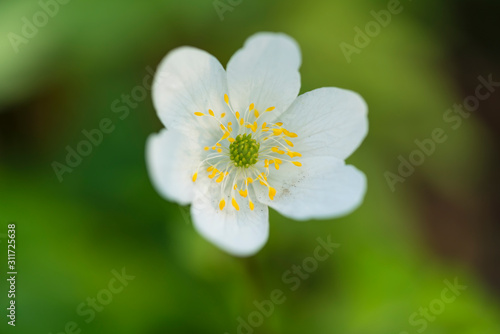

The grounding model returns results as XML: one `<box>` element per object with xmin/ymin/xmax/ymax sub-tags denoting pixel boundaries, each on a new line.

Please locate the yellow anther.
<box><xmin>204</xmin><ymin>146</ymin><xmax>209</xmax><ymax>151</ymax></box>
<box><xmin>236</xmin><ymin>111</ymin><xmax>240</xmax><ymax>119</ymax></box>
<box><xmin>212</xmin><ymin>146</ymin><xmax>216</xmax><ymax>150</ymax></box>
<box><xmin>221</xmin><ymin>132</ymin><xmax>230</xmax><ymax>140</ymax></box>
<box><xmin>232</xmin><ymin>197</ymin><xmax>240</xmax><ymax>211</ymax></box>
<box><xmin>233</xmin><ymin>184</ymin><xmax>237</xmax><ymax>190</ymax></box>
<box><xmin>207</xmin><ymin>166</ymin><xmax>214</xmax><ymax>172</ymax></box>
<box><xmin>228</xmin><ymin>137</ymin><xmax>235</xmax><ymax>143</ymax></box>
<box><xmin>249</xmin><ymin>103</ymin><xmax>255</xmax><ymax>111</ymax></box>
<box><xmin>239</xmin><ymin>118</ymin><xmax>244</xmax><ymax>126</ymax></box>
<box><xmin>208</xmin><ymin>169</ymin><xmax>218</xmax><ymax>179</ymax></box>
<box><xmin>275</xmin><ymin>122</ymin><xmax>283</xmax><ymax>126</ymax></box>
<box><xmin>216</xmin><ymin>173</ymin><xmax>224</xmax><ymax>183</ymax></box>
<box><xmin>284</xmin><ymin>129</ymin><xmax>298</xmax><ymax>137</ymax></box>
<box><xmin>192</xmin><ymin>172</ymin><xmax>197</xmax><ymax>182</ymax></box>
<box><xmin>273</xmin><ymin>129</ymin><xmax>283</xmax><ymax>136</ymax></box>
<box><xmin>208</xmin><ymin>109</ymin><xmax>215</xmax><ymax>117</ymax></box>
<box><xmin>224</xmin><ymin>94</ymin><xmax>229</xmax><ymax>104</ymax></box>
<box><xmin>217</xmin><ymin>148</ymin><xmax>222</xmax><ymax>153</ymax></box>
<box><xmin>194</xmin><ymin>112</ymin><xmax>204</xmax><ymax>116</ymax></box>
<box><xmin>284</xmin><ymin>139</ymin><xmax>294</xmax><ymax>147</ymax></box>
<box><xmin>292</xmin><ymin>161</ymin><xmax>302</xmax><ymax>167</ymax></box>
<box><xmin>271</xmin><ymin>147</ymin><xmax>279</xmax><ymax>153</ymax></box>
<box><xmin>262</xmin><ymin>122</ymin><xmax>267</xmax><ymax>129</ymax></box>
<box><xmin>239</xmin><ymin>189</ymin><xmax>248</xmax><ymax>198</ymax></box>
<box><xmin>269</xmin><ymin>187</ymin><xmax>276</xmax><ymax>200</ymax></box>
<box><xmin>249</xmin><ymin>201</ymin><xmax>254</xmax><ymax>211</ymax></box>
<box><xmin>254</xmin><ymin>110</ymin><xmax>259</xmax><ymax>118</ymax></box>
<box><xmin>228</xmin><ymin>122</ymin><xmax>232</xmax><ymax>125</ymax></box>
<box><xmin>216</xmin><ymin>143</ymin><xmax>221</xmax><ymax>147</ymax></box>
<box><xmin>264</xmin><ymin>159</ymin><xmax>269</xmax><ymax>168</ymax></box>
<box><xmin>219</xmin><ymin>199</ymin><xmax>225</xmax><ymax>211</ymax></box>
<box><xmin>265</xmin><ymin>106</ymin><xmax>275</xmax><ymax>112</ymax></box>
<box><xmin>274</xmin><ymin>159</ymin><xmax>282</xmax><ymax>170</ymax></box>
<box><xmin>246</xmin><ymin>177</ymin><xmax>253</xmax><ymax>184</ymax></box>
<box><xmin>258</xmin><ymin>173</ymin><xmax>267</xmax><ymax>185</ymax></box>
<box><xmin>221</xmin><ymin>113</ymin><xmax>226</xmax><ymax>118</ymax></box>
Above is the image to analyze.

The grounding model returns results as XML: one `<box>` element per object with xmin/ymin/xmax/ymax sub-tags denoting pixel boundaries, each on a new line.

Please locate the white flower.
<box><xmin>146</xmin><ymin>32</ymin><xmax>368</xmax><ymax>257</ymax></box>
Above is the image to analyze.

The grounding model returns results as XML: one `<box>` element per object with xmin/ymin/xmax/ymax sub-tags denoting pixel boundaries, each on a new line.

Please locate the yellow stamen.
<box><xmin>292</xmin><ymin>161</ymin><xmax>302</xmax><ymax>167</ymax></box>
<box><xmin>192</xmin><ymin>173</ymin><xmax>197</xmax><ymax>182</ymax></box>
<box><xmin>254</xmin><ymin>110</ymin><xmax>260</xmax><ymax>118</ymax></box>
<box><xmin>266</xmin><ymin>106</ymin><xmax>275</xmax><ymax>112</ymax></box>
<box><xmin>246</xmin><ymin>177</ymin><xmax>253</xmax><ymax>184</ymax></box>
<box><xmin>216</xmin><ymin>173</ymin><xmax>224</xmax><ymax>183</ymax></box>
<box><xmin>228</xmin><ymin>137</ymin><xmax>235</xmax><ymax>143</ymax></box>
<box><xmin>219</xmin><ymin>199</ymin><xmax>225</xmax><ymax>210</ymax></box>
<box><xmin>287</xmin><ymin>151</ymin><xmax>302</xmax><ymax>158</ymax></box>
<box><xmin>224</xmin><ymin>94</ymin><xmax>229</xmax><ymax>104</ymax></box>
<box><xmin>249</xmin><ymin>103</ymin><xmax>254</xmax><ymax>111</ymax></box>
<box><xmin>239</xmin><ymin>118</ymin><xmax>244</xmax><ymax>126</ymax></box>
<box><xmin>284</xmin><ymin>129</ymin><xmax>298</xmax><ymax>137</ymax></box>
<box><xmin>232</xmin><ymin>197</ymin><xmax>240</xmax><ymax>211</ymax></box>
<box><xmin>249</xmin><ymin>201</ymin><xmax>254</xmax><ymax>211</ymax></box>
<box><xmin>217</xmin><ymin>148</ymin><xmax>222</xmax><ymax>153</ymax></box>
<box><xmin>269</xmin><ymin>187</ymin><xmax>276</xmax><ymax>200</ymax></box>
<box><xmin>284</xmin><ymin>139</ymin><xmax>294</xmax><ymax>147</ymax></box>
<box><xmin>208</xmin><ymin>169</ymin><xmax>218</xmax><ymax>179</ymax></box>
<box><xmin>194</xmin><ymin>112</ymin><xmax>204</xmax><ymax>116</ymax></box>
<box><xmin>208</xmin><ymin>109</ymin><xmax>215</xmax><ymax>117</ymax></box>
<box><xmin>273</xmin><ymin>129</ymin><xmax>283</xmax><ymax>136</ymax></box>
<box><xmin>221</xmin><ymin>113</ymin><xmax>226</xmax><ymax>118</ymax></box>
<box><xmin>204</xmin><ymin>146</ymin><xmax>209</xmax><ymax>151</ymax></box>
<box><xmin>275</xmin><ymin>122</ymin><xmax>283</xmax><ymax>126</ymax></box>
<box><xmin>207</xmin><ymin>166</ymin><xmax>214</xmax><ymax>172</ymax></box>
<box><xmin>236</xmin><ymin>111</ymin><xmax>240</xmax><ymax>119</ymax></box>
<box><xmin>239</xmin><ymin>189</ymin><xmax>248</xmax><ymax>198</ymax></box>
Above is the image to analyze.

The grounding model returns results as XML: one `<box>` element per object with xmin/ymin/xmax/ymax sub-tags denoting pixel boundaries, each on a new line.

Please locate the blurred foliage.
<box><xmin>1</xmin><ymin>0</ymin><xmax>499</xmax><ymax>333</ymax></box>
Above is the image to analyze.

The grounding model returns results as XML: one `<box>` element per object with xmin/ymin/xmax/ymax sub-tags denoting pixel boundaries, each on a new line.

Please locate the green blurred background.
<box><xmin>1</xmin><ymin>0</ymin><xmax>500</xmax><ymax>333</ymax></box>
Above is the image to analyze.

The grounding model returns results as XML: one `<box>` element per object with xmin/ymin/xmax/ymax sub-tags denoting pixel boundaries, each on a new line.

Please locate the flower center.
<box><xmin>230</xmin><ymin>134</ymin><xmax>260</xmax><ymax>168</ymax></box>
<box><xmin>191</xmin><ymin>94</ymin><xmax>302</xmax><ymax>212</ymax></box>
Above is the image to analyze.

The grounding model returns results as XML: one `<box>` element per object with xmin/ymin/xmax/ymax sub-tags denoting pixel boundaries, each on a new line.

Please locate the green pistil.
<box><xmin>229</xmin><ymin>133</ymin><xmax>260</xmax><ymax>168</ymax></box>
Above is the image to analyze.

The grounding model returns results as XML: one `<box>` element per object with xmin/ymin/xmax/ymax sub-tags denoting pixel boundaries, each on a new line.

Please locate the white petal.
<box><xmin>254</xmin><ymin>156</ymin><xmax>366</xmax><ymax>221</ymax></box>
<box><xmin>280</xmin><ymin>87</ymin><xmax>368</xmax><ymax>160</ymax></box>
<box><xmin>152</xmin><ymin>46</ymin><xmax>230</xmax><ymax>139</ymax></box>
<box><xmin>191</xmin><ymin>175</ymin><xmax>269</xmax><ymax>257</ymax></box>
<box><xmin>146</xmin><ymin>129</ymin><xmax>202</xmax><ymax>205</ymax></box>
<box><xmin>227</xmin><ymin>32</ymin><xmax>301</xmax><ymax>122</ymax></box>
